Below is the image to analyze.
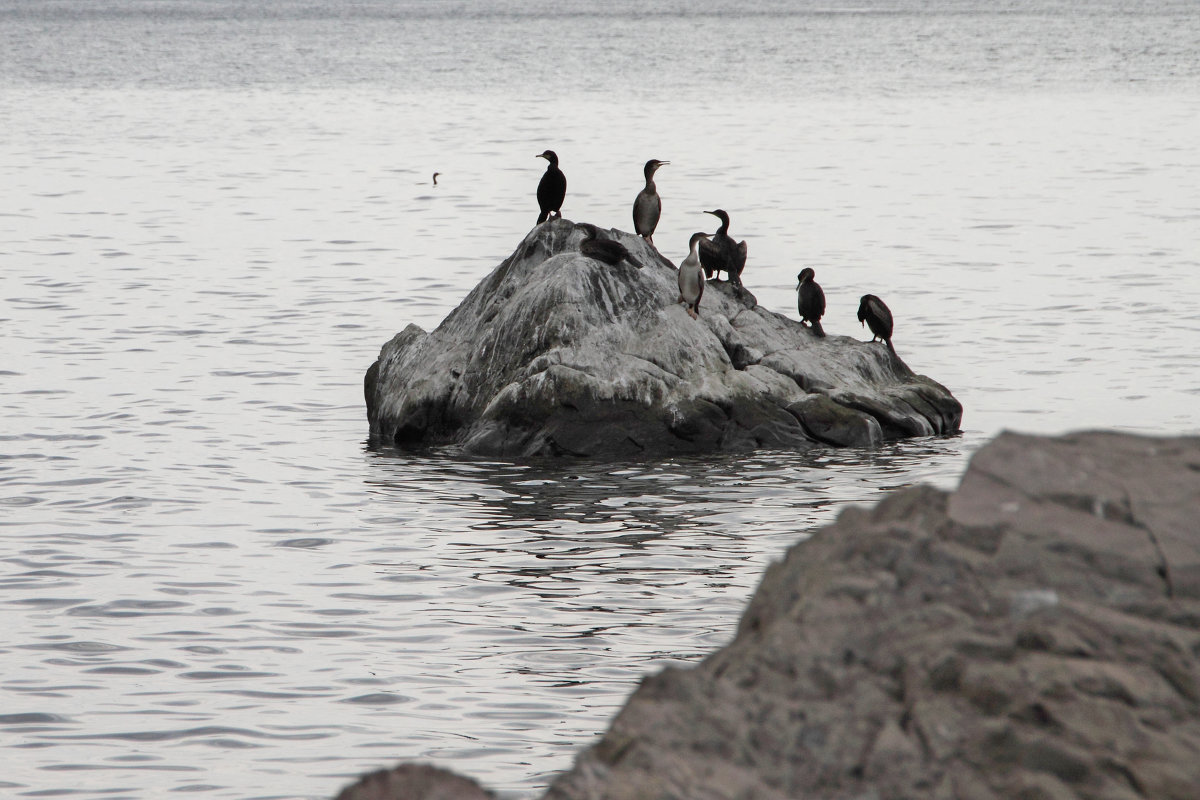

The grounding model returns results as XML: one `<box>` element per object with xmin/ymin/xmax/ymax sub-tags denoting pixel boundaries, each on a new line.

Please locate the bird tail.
<box><xmin>885</xmin><ymin>338</ymin><xmax>896</xmax><ymax>357</ymax></box>
<box><xmin>811</xmin><ymin>320</ymin><xmax>825</xmax><ymax>338</ymax></box>
<box><xmin>537</xmin><ymin>210</ymin><xmax>549</xmax><ymax>224</ymax></box>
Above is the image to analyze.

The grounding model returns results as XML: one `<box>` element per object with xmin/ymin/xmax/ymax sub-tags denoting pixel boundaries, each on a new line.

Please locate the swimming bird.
<box><xmin>578</xmin><ymin>223</ymin><xmax>637</xmax><ymax>268</ymax></box>
<box><xmin>535</xmin><ymin>150</ymin><xmax>566</xmax><ymax>224</ymax></box>
<box><xmin>432</xmin><ymin>172</ymin><xmax>440</xmax><ymax>186</ymax></box>
<box><xmin>678</xmin><ymin>232</ymin><xmax>710</xmax><ymax>319</ymax></box>
<box><xmin>698</xmin><ymin>209</ymin><xmax>748</xmax><ymax>285</ymax></box>
<box><xmin>857</xmin><ymin>294</ymin><xmax>895</xmax><ymax>355</ymax></box>
<box><xmin>632</xmin><ymin>159</ymin><xmax>669</xmax><ymax>246</ymax></box>
<box><xmin>796</xmin><ymin>268</ymin><xmax>826</xmax><ymax>337</ymax></box>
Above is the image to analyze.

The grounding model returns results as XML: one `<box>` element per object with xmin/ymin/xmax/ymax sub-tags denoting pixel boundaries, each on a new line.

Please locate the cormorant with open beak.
<box><xmin>633</xmin><ymin>159</ymin><xmax>669</xmax><ymax>247</ymax></box>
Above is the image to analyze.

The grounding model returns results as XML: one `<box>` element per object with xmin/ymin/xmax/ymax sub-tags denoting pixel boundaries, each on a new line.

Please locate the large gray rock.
<box><xmin>365</xmin><ymin>218</ymin><xmax>961</xmax><ymax>457</ymax></box>
<box><xmin>543</xmin><ymin>430</ymin><xmax>1200</xmax><ymax>800</ymax></box>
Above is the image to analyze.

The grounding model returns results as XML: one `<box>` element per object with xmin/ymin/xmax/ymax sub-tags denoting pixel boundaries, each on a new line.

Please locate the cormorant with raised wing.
<box><xmin>698</xmin><ymin>209</ymin><xmax>747</xmax><ymax>285</ymax></box>
<box><xmin>632</xmin><ymin>159</ymin><xmax>668</xmax><ymax>246</ymax></box>
<box><xmin>535</xmin><ymin>150</ymin><xmax>566</xmax><ymax>224</ymax></box>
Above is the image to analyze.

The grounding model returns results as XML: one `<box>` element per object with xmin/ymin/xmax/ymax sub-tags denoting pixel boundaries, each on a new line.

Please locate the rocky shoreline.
<box><xmin>336</xmin><ymin>430</ymin><xmax>1200</xmax><ymax>800</ymax></box>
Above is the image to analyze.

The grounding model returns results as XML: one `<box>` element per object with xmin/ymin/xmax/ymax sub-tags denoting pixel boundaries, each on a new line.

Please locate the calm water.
<box><xmin>2</xmin><ymin>1</ymin><xmax>1199</xmax><ymax>798</ymax></box>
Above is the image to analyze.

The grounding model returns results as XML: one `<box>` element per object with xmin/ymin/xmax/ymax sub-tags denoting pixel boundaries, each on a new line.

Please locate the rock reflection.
<box><xmin>363</xmin><ymin>436</ymin><xmax>971</xmax><ymax>585</ymax></box>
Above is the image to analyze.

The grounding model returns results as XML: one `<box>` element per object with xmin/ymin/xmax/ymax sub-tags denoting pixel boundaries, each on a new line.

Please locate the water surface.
<box><xmin>2</xmin><ymin>1</ymin><xmax>1199</xmax><ymax>797</ymax></box>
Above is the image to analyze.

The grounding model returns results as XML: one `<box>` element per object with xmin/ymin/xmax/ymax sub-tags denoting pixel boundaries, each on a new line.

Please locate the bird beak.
<box><xmin>661</xmin><ymin>161</ymin><xmax>670</xmax><ymax>166</ymax></box>
<box><xmin>536</xmin><ymin>153</ymin><xmax>546</xmax><ymax>160</ymax></box>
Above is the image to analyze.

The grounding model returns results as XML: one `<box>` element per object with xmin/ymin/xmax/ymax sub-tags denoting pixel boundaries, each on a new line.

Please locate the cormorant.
<box><xmin>678</xmin><ymin>232</ymin><xmax>710</xmax><ymax>319</ymax></box>
<box><xmin>698</xmin><ymin>209</ymin><xmax>748</xmax><ymax>285</ymax></box>
<box><xmin>432</xmin><ymin>172</ymin><xmax>440</xmax><ymax>186</ymax></box>
<box><xmin>796</xmin><ymin>268</ymin><xmax>826</xmax><ymax>337</ymax></box>
<box><xmin>578</xmin><ymin>223</ymin><xmax>637</xmax><ymax>268</ymax></box>
<box><xmin>535</xmin><ymin>150</ymin><xmax>566</xmax><ymax>224</ymax></box>
<box><xmin>857</xmin><ymin>294</ymin><xmax>895</xmax><ymax>355</ymax></box>
<box><xmin>632</xmin><ymin>159</ymin><xmax>669</xmax><ymax>246</ymax></box>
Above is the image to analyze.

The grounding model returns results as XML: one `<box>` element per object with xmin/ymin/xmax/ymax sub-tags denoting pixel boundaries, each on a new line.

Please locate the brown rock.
<box><xmin>333</xmin><ymin>763</ymin><xmax>493</xmax><ymax>800</ymax></box>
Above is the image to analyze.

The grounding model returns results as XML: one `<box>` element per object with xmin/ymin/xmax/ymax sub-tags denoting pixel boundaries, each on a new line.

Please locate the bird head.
<box><xmin>703</xmin><ymin>209</ymin><xmax>731</xmax><ymax>233</ymax></box>
<box><xmin>537</xmin><ymin>150</ymin><xmax>559</xmax><ymax>165</ymax></box>
<box><xmin>645</xmin><ymin>159</ymin><xmax>669</xmax><ymax>177</ymax></box>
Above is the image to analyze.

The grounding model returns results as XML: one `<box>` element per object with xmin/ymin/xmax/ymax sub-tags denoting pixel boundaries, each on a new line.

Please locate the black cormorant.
<box><xmin>632</xmin><ymin>159</ymin><xmax>668</xmax><ymax>246</ymax></box>
<box><xmin>698</xmin><ymin>209</ymin><xmax>748</xmax><ymax>285</ymax></box>
<box><xmin>857</xmin><ymin>294</ymin><xmax>895</xmax><ymax>355</ymax></box>
<box><xmin>796</xmin><ymin>268</ymin><xmax>826</xmax><ymax>338</ymax></box>
<box><xmin>578</xmin><ymin>223</ymin><xmax>637</xmax><ymax>268</ymax></box>
<box><xmin>432</xmin><ymin>172</ymin><xmax>440</xmax><ymax>186</ymax></box>
<box><xmin>535</xmin><ymin>150</ymin><xmax>566</xmax><ymax>224</ymax></box>
<box><xmin>678</xmin><ymin>232</ymin><xmax>710</xmax><ymax>319</ymax></box>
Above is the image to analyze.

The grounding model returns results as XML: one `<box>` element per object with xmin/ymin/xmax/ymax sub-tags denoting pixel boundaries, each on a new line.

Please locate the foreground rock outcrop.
<box><xmin>366</xmin><ymin>218</ymin><xmax>961</xmax><ymax>457</ymax></box>
<box><xmin>543</xmin><ymin>430</ymin><xmax>1200</xmax><ymax>800</ymax></box>
<box><xmin>334</xmin><ymin>431</ymin><xmax>1200</xmax><ymax>799</ymax></box>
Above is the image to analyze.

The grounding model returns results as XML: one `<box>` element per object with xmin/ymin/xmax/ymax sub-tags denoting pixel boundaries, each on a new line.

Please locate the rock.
<box><xmin>539</xmin><ymin>431</ymin><xmax>1200</xmax><ymax>800</ymax></box>
<box><xmin>365</xmin><ymin>218</ymin><xmax>961</xmax><ymax>457</ymax></box>
<box><xmin>333</xmin><ymin>763</ymin><xmax>493</xmax><ymax>800</ymax></box>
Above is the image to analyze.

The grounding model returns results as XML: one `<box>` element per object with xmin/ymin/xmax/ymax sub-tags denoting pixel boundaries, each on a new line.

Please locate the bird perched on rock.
<box><xmin>578</xmin><ymin>223</ymin><xmax>638</xmax><ymax>268</ymax></box>
<box><xmin>678</xmin><ymin>232</ymin><xmax>710</xmax><ymax>320</ymax></box>
<box><xmin>633</xmin><ymin>159</ymin><xmax>669</xmax><ymax>247</ymax></box>
<box><xmin>535</xmin><ymin>149</ymin><xmax>566</xmax><ymax>224</ymax></box>
<box><xmin>796</xmin><ymin>268</ymin><xmax>826</xmax><ymax>337</ymax></box>
<box><xmin>699</xmin><ymin>209</ymin><xmax>748</xmax><ymax>285</ymax></box>
<box><xmin>857</xmin><ymin>294</ymin><xmax>895</xmax><ymax>355</ymax></box>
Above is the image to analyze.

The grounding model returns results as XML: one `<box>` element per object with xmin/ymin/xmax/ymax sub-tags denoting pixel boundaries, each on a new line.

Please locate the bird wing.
<box><xmin>633</xmin><ymin>191</ymin><xmax>661</xmax><ymax>236</ymax></box>
<box><xmin>872</xmin><ymin>297</ymin><xmax>893</xmax><ymax>336</ymax></box>
<box><xmin>698</xmin><ymin>236</ymin><xmax>719</xmax><ymax>274</ymax></box>
<box><xmin>537</xmin><ymin>170</ymin><xmax>566</xmax><ymax>211</ymax></box>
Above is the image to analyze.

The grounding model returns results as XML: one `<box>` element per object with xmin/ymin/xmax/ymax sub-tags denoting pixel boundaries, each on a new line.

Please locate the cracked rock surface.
<box><xmin>540</xmin><ymin>430</ymin><xmax>1200</xmax><ymax>800</ymax></box>
<box><xmin>365</xmin><ymin>218</ymin><xmax>961</xmax><ymax>457</ymax></box>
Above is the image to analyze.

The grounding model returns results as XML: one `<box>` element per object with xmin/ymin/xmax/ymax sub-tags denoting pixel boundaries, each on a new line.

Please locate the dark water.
<box><xmin>2</xmin><ymin>1</ymin><xmax>1199</xmax><ymax>797</ymax></box>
